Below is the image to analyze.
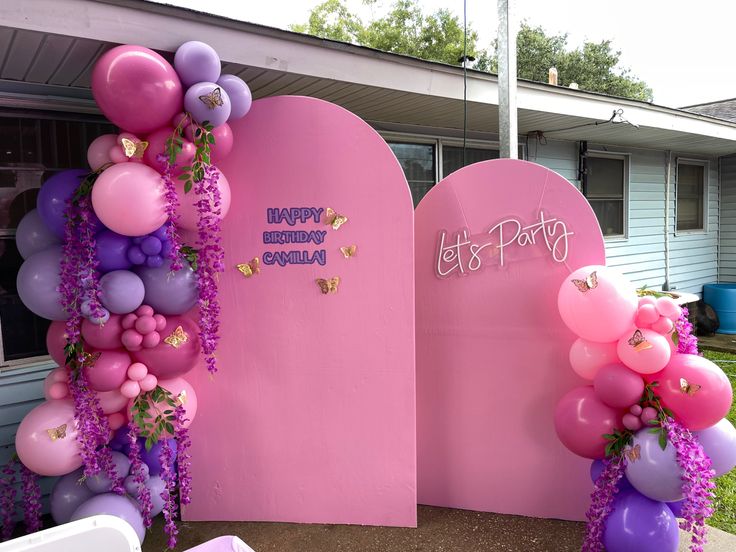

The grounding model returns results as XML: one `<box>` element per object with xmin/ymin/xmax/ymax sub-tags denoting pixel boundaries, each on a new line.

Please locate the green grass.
<box><xmin>701</xmin><ymin>349</ymin><xmax>736</xmax><ymax>534</ymax></box>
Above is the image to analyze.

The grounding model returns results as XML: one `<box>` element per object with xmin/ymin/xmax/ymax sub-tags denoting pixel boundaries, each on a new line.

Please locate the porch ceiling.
<box><xmin>2</xmin><ymin>0</ymin><xmax>736</xmax><ymax>156</ymax></box>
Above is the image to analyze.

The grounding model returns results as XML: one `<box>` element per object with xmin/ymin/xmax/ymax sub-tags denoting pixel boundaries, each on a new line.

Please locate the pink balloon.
<box><xmin>48</xmin><ymin>382</ymin><xmax>69</xmax><ymax>400</ymax></box>
<box><xmin>87</xmin><ymin>134</ymin><xmax>118</xmax><ymax>171</ymax></box>
<box><xmin>645</xmin><ymin>354</ymin><xmax>733</xmax><ymax>430</ymax></box>
<box><xmin>91</xmin><ymin>163</ymin><xmax>167</xmax><ymax>236</ymax></box>
<box><xmin>127</xmin><ymin>362</ymin><xmax>148</xmax><ymax>382</ymax></box>
<box><xmin>135</xmin><ymin>305</ymin><xmax>155</xmax><ymax>317</ymax></box>
<box><xmin>141</xmin><ymin>332</ymin><xmax>160</xmax><ymax>348</ymax></box>
<box><xmin>107</xmin><ymin>412</ymin><xmax>126</xmax><ymax>431</ymax></box>
<box><xmin>46</xmin><ymin>321</ymin><xmax>69</xmax><ymax>366</ymax></box>
<box><xmin>172</xmin><ymin>112</ymin><xmax>190</xmax><ymax>129</ymax></box>
<box><xmin>120</xmin><ymin>380</ymin><xmax>142</xmax><ymax>399</ymax></box>
<box><xmin>209</xmin><ymin>123</ymin><xmax>233</xmax><ymax>163</ymax></box>
<box><xmin>617</xmin><ymin>327</ymin><xmax>671</xmax><ymax>374</ymax></box>
<box><xmin>651</xmin><ymin>316</ymin><xmax>674</xmax><ymax>335</ymax></box>
<box><xmin>121</xmin><ymin>313</ymin><xmax>138</xmax><ymax>330</ymax></box>
<box><xmin>656</xmin><ymin>297</ymin><xmax>681</xmax><ymax>321</ymax></box>
<box><xmin>15</xmin><ymin>399</ymin><xmax>82</xmax><ymax>476</ymax></box>
<box><xmin>638</xmin><ymin>296</ymin><xmax>657</xmax><ymax>308</ymax></box>
<box><xmin>121</xmin><ymin>329</ymin><xmax>144</xmax><ymax>350</ymax></box>
<box><xmin>49</xmin><ymin>368</ymin><xmax>68</xmax><ymax>383</ymax></box>
<box><xmin>641</xmin><ymin>406</ymin><xmax>658</xmax><ymax>424</ymax></box>
<box><xmin>557</xmin><ymin>265</ymin><xmax>638</xmax><ymax>343</ymax></box>
<box><xmin>43</xmin><ymin>369</ymin><xmax>68</xmax><ymax>400</ymax></box>
<box><xmin>593</xmin><ymin>363</ymin><xmax>645</xmax><ymax>408</ymax></box>
<box><xmin>139</xmin><ymin>373</ymin><xmax>158</xmax><ymax>392</ymax></box>
<box><xmin>108</xmin><ymin>144</ymin><xmax>128</xmax><ymax>164</ymax></box>
<box><xmin>568</xmin><ymin>338</ymin><xmax>618</xmax><ymax>380</ymax></box>
<box><xmin>142</xmin><ymin>126</ymin><xmax>195</xmax><ymax>172</ymax></box>
<box><xmin>554</xmin><ymin>386</ymin><xmax>622</xmax><ymax>459</ymax></box>
<box><xmin>635</xmin><ymin>304</ymin><xmax>659</xmax><ymax>327</ymax></box>
<box><xmin>84</xmin><ymin>349</ymin><xmax>132</xmax><ymax>392</ymax></box>
<box><xmin>96</xmin><ymin>389</ymin><xmax>129</xmax><ymax>415</ymax></box>
<box><xmin>174</xmin><ymin>168</ymin><xmax>231</xmax><ymax>231</ymax></box>
<box><xmin>153</xmin><ymin>314</ymin><xmax>166</xmax><ymax>332</ymax></box>
<box><xmin>91</xmin><ymin>45</ymin><xmax>183</xmax><ymax>135</ymax></box>
<box><xmin>135</xmin><ymin>315</ymin><xmax>156</xmax><ymax>334</ymax></box>
<box><xmin>126</xmin><ymin>376</ymin><xmax>197</xmax><ymax>432</ymax></box>
<box><xmin>81</xmin><ymin>314</ymin><xmax>124</xmax><ymax>350</ymax></box>
<box><xmin>131</xmin><ymin>315</ymin><xmax>200</xmax><ymax>379</ymax></box>
<box><xmin>622</xmin><ymin>413</ymin><xmax>642</xmax><ymax>431</ymax></box>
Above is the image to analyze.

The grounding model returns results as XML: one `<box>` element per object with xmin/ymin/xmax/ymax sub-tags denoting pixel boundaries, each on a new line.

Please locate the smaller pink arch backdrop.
<box><xmin>415</xmin><ymin>159</ymin><xmax>606</xmax><ymax>520</ymax></box>
<box><xmin>182</xmin><ymin>96</ymin><xmax>416</xmax><ymax>526</ymax></box>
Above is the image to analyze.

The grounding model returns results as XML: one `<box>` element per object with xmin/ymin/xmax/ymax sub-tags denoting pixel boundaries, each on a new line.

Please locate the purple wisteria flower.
<box><xmin>174</xmin><ymin>404</ymin><xmax>192</xmax><ymax>506</ymax></box>
<box><xmin>157</xmin><ymin>154</ymin><xmax>183</xmax><ymax>271</ymax></box>
<box><xmin>582</xmin><ymin>455</ymin><xmax>627</xmax><ymax>552</ymax></box>
<box><xmin>675</xmin><ymin>306</ymin><xmax>699</xmax><ymax>355</ymax></box>
<box><xmin>20</xmin><ymin>464</ymin><xmax>41</xmax><ymax>534</ymax></box>
<box><xmin>1</xmin><ymin>458</ymin><xmax>17</xmax><ymax>541</ymax></box>
<box><xmin>127</xmin><ymin>424</ymin><xmax>153</xmax><ymax>527</ymax></box>
<box><xmin>159</xmin><ymin>438</ymin><xmax>179</xmax><ymax>549</ymax></box>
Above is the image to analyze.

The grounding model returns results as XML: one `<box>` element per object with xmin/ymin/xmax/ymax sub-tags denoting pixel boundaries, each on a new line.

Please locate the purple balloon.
<box><xmin>85</xmin><ymin>451</ymin><xmax>131</xmax><ymax>494</ymax></box>
<box><xmin>185</xmin><ymin>81</ymin><xmax>231</xmax><ymax>127</ymax></box>
<box><xmin>96</xmin><ymin>231</ymin><xmax>132</xmax><ymax>273</ymax></box>
<box><xmin>99</xmin><ymin>270</ymin><xmax>145</xmax><ymax>314</ymax></box>
<box><xmin>50</xmin><ymin>468</ymin><xmax>94</xmax><ymax>524</ymax></box>
<box><xmin>589</xmin><ymin>460</ymin><xmax>632</xmax><ymax>490</ymax></box>
<box><xmin>37</xmin><ymin>169</ymin><xmax>102</xmax><ymax>238</ymax></box>
<box><xmin>152</xmin><ymin>225</ymin><xmax>169</xmax><ymax>240</ymax></box>
<box><xmin>87</xmin><ymin>306</ymin><xmax>110</xmax><ymax>325</ymax></box>
<box><xmin>145</xmin><ymin>254</ymin><xmax>164</xmax><ymax>268</ymax></box>
<box><xmin>666</xmin><ymin>499</ymin><xmax>684</xmax><ymax>518</ymax></box>
<box><xmin>110</xmin><ymin>427</ymin><xmax>130</xmax><ymax>452</ymax></box>
<box><xmin>603</xmin><ymin>490</ymin><xmax>679</xmax><ymax>552</ymax></box>
<box><xmin>140</xmin><ymin>236</ymin><xmax>162</xmax><ymax>256</ymax></box>
<box><xmin>127</xmin><ymin>245</ymin><xmax>147</xmax><ymax>265</ymax></box>
<box><xmin>217</xmin><ymin>74</ymin><xmax>252</xmax><ymax>120</ymax></box>
<box><xmin>145</xmin><ymin>475</ymin><xmax>166</xmax><ymax>516</ymax></box>
<box><xmin>17</xmin><ymin>246</ymin><xmax>68</xmax><ymax>320</ymax></box>
<box><xmin>625</xmin><ymin>429</ymin><xmax>684</xmax><ymax>502</ymax></box>
<box><xmin>137</xmin><ymin>260</ymin><xmax>198</xmax><ymax>315</ymax></box>
<box><xmin>70</xmin><ymin>493</ymin><xmax>145</xmax><ymax>544</ymax></box>
<box><xmin>16</xmin><ymin>208</ymin><xmax>60</xmax><ymax>259</ymax></box>
<box><xmin>694</xmin><ymin>418</ymin><xmax>736</xmax><ymax>476</ymax></box>
<box><xmin>174</xmin><ymin>41</ymin><xmax>221</xmax><ymax>87</ymax></box>
<box><xmin>139</xmin><ymin>438</ymin><xmax>177</xmax><ymax>476</ymax></box>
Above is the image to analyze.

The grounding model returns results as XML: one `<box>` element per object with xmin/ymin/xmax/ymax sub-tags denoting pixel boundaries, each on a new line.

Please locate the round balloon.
<box><xmin>36</xmin><ymin>169</ymin><xmax>88</xmax><ymax>238</ymax></box>
<box><xmin>137</xmin><ymin>259</ymin><xmax>198</xmax><ymax>315</ymax></box>
<box><xmin>569</xmin><ymin>338</ymin><xmax>618</xmax><ymax>380</ymax></box>
<box><xmin>217</xmin><ymin>74</ymin><xmax>252</xmax><ymax>120</ymax></box>
<box><xmin>127</xmin><ymin>377</ymin><xmax>197</xmax><ymax>432</ymax></box>
<box><xmin>16</xmin><ymin>208</ymin><xmax>60</xmax><ymax>259</ymax></box>
<box><xmin>131</xmin><ymin>315</ymin><xmax>200</xmax><ymax>378</ymax></box>
<box><xmin>70</xmin><ymin>493</ymin><xmax>145</xmax><ymax>544</ymax></box>
<box><xmin>83</xmin><ymin>349</ymin><xmax>131</xmax><ymax>392</ymax></box>
<box><xmin>96</xmin><ymin>389</ymin><xmax>129</xmax><ymax>415</ymax></box>
<box><xmin>15</xmin><ymin>399</ymin><xmax>82</xmax><ymax>476</ymax></box>
<box><xmin>209</xmin><ymin>122</ymin><xmax>233</xmax><ymax>163</ymax></box>
<box><xmin>554</xmin><ymin>386</ymin><xmax>622</xmax><ymax>459</ymax></box>
<box><xmin>174</xmin><ymin>167</ymin><xmax>231</xmax><ymax>230</ymax></box>
<box><xmin>143</xmin><ymin>475</ymin><xmax>166</xmax><ymax>516</ymax></box>
<box><xmin>135</xmin><ymin>437</ymin><xmax>177</xmax><ymax>476</ymax></box>
<box><xmin>617</xmin><ymin>327</ymin><xmax>671</xmax><ymax>374</ymax></box>
<box><xmin>625</xmin><ymin>429</ymin><xmax>684</xmax><ymax>502</ymax></box>
<box><xmin>17</xmin><ymin>246</ymin><xmax>67</xmax><ymax>320</ymax></box>
<box><xmin>694</xmin><ymin>418</ymin><xmax>736</xmax><ymax>476</ymax></box>
<box><xmin>85</xmin><ymin>451</ymin><xmax>130</xmax><ymax>493</ymax></box>
<box><xmin>91</xmin><ymin>162</ymin><xmax>168</xmax><ymax>236</ymax></box>
<box><xmin>174</xmin><ymin>41</ymin><xmax>221</xmax><ymax>87</ymax></box>
<box><xmin>50</xmin><ymin>468</ymin><xmax>94</xmax><ymax>525</ymax></box>
<box><xmin>589</xmin><ymin>459</ymin><xmax>632</xmax><ymax>490</ymax></box>
<box><xmin>46</xmin><ymin>321</ymin><xmax>69</xmax><ymax>366</ymax></box>
<box><xmin>603</xmin><ymin>490</ymin><xmax>679</xmax><ymax>552</ymax></box>
<box><xmin>81</xmin><ymin>314</ymin><xmax>124</xmax><ymax>350</ymax></box>
<box><xmin>557</xmin><ymin>265</ymin><xmax>638</xmax><ymax>343</ymax></box>
<box><xmin>593</xmin><ymin>363</ymin><xmax>645</xmax><ymax>408</ymax></box>
<box><xmin>87</xmin><ymin>134</ymin><xmax>118</xmax><ymax>171</ymax></box>
<box><xmin>91</xmin><ymin>45</ymin><xmax>183</xmax><ymax>135</ymax></box>
<box><xmin>184</xmin><ymin>81</ymin><xmax>231</xmax><ymax>127</ymax></box>
<box><xmin>96</xmin><ymin>231</ymin><xmax>132</xmax><ymax>273</ymax></box>
<box><xmin>142</xmin><ymin>126</ymin><xmax>195</xmax><ymax>172</ymax></box>
<box><xmin>99</xmin><ymin>270</ymin><xmax>145</xmax><ymax>314</ymax></box>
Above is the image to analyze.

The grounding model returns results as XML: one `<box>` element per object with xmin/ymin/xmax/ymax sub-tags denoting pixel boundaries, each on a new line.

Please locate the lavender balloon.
<box><xmin>37</xmin><ymin>169</ymin><xmax>102</xmax><ymax>238</ymax></box>
<box><xmin>99</xmin><ymin>270</ymin><xmax>145</xmax><ymax>314</ymax></box>
<box><xmin>85</xmin><ymin>451</ymin><xmax>131</xmax><ymax>494</ymax></box>
<box><xmin>96</xmin><ymin>230</ymin><xmax>132</xmax><ymax>272</ymax></box>
<box><xmin>50</xmin><ymin>468</ymin><xmax>94</xmax><ymax>524</ymax></box>
<box><xmin>138</xmin><ymin>437</ymin><xmax>177</xmax><ymax>476</ymax></box>
<box><xmin>16</xmin><ymin>208</ymin><xmax>60</xmax><ymax>259</ymax></box>
<box><xmin>17</xmin><ymin>246</ymin><xmax>68</xmax><ymax>320</ymax></box>
<box><xmin>694</xmin><ymin>418</ymin><xmax>736</xmax><ymax>476</ymax></box>
<box><xmin>70</xmin><ymin>493</ymin><xmax>145</xmax><ymax>544</ymax></box>
<box><xmin>625</xmin><ymin>429</ymin><xmax>684</xmax><ymax>502</ymax></box>
<box><xmin>145</xmin><ymin>475</ymin><xmax>166</xmax><ymax>516</ymax></box>
<box><xmin>217</xmin><ymin>74</ymin><xmax>252</xmax><ymax>119</ymax></box>
<box><xmin>589</xmin><ymin>459</ymin><xmax>632</xmax><ymax>490</ymax></box>
<box><xmin>137</xmin><ymin>260</ymin><xmax>198</xmax><ymax>315</ymax></box>
<box><xmin>603</xmin><ymin>490</ymin><xmax>679</xmax><ymax>552</ymax></box>
<box><xmin>185</xmin><ymin>81</ymin><xmax>231</xmax><ymax>127</ymax></box>
<box><xmin>174</xmin><ymin>41</ymin><xmax>221</xmax><ymax>87</ymax></box>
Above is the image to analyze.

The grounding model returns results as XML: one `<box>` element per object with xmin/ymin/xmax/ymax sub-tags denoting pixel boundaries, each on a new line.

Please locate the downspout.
<box><xmin>663</xmin><ymin>151</ymin><xmax>672</xmax><ymax>291</ymax></box>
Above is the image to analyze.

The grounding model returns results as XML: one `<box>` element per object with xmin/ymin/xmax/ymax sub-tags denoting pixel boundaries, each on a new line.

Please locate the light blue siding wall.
<box><xmin>529</xmin><ymin>138</ymin><xmax>719</xmax><ymax>294</ymax></box>
<box><xmin>719</xmin><ymin>155</ymin><xmax>736</xmax><ymax>281</ymax></box>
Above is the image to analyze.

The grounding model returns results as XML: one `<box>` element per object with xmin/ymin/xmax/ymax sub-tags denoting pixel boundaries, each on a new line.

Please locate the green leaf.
<box><xmin>658</xmin><ymin>431</ymin><xmax>668</xmax><ymax>450</ymax></box>
<box><xmin>672</xmin><ymin>332</ymin><xmax>679</xmax><ymax>346</ymax></box>
<box><xmin>184</xmin><ymin>180</ymin><xmax>193</xmax><ymax>194</ymax></box>
<box><xmin>177</xmin><ymin>173</ymin><xmax>190</xmax><ymax>180</ymax></box>
<box><xmin>646</xmin><ymin>418</ymin><xmax>660</xmax><ymax>426</ymax></box>
<box><xmin>648</xmin><ymin>427</ymin><xmax>661</xmax><ymax>434</ymax></box>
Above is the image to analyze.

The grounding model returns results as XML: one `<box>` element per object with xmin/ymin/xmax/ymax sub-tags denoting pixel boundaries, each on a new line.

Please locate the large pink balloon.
<box><xmin>91</xmin><ymin>45</ymin><xmax>183</xmax><ymax>135</ymax></box>
<box><xmin>81</xmin><ymin>314</ymin><xmax>124</xmax><ymax>350</ymax></box>
<box><xmin>174</xmin><ymin>168</ymin><xmax>231</xmax><ymax>231</ymax></box>
<box><xmin>16</xmin><ymin>399</ymin><xmax>82</xmax><ymax>476</ymax></box>
<box><xmin>186</xmin><ymin>123</ymin><xmax>233</xmax><ymax>164</ymax></box>
<box><xmin>616</xmin><ymin>327</ymin><xmax>671</xmax><ymax>374</ymax></box>
<box><xmin>557</xmin><ymin>265</ymin><xmax>638</xmax><ymax>343</ymax></box>
<box><xmin>46</xmin><ymin>321</ymin><xmax>69</xmax><ymax>366</ymax></box>
<box><xmin>91</xmin><ymin>163</ymin><xmax>167</xmax><ymax>236</ymax></box>
<box><xmin>130</xmin><ymin>315</ymin><xmax>200</xmax><ymax>379</ymax></box>
<box><xmin>142</xmin><ymin>126</ymin><xmax>195</xmax><ymax>173</ymax></box>
<box><xmin>126</xmin><ymin>376</ymin><xmax>197</xmax><ymax>432</ymax></box>
<box><xmin>593</xmin><ymin>363</ymin><xmax>645</xmax><ymax>408</ymax></box>
<box><xmin>554</xmin><ymin>386</ymin><xmax>622</xmax><ymax>459</ymax></box>
<box><xmin>645</xmin><ymin>354</ymin><xmax>732</xmax><ymax>431</ymax></box>
<box><xmin>87</xmin><ymin>134</ymin><xmax>118</xmax><ymax>171</ymax></box>
<box><xmin>84</xmin><ymin>349</ymin><xmax>131</xmax><ymax>392</ymax></box>
<box><xmin>569</xmin><ymin>338</ymin><xmax>618</xmax><ymax>380</ymax></box>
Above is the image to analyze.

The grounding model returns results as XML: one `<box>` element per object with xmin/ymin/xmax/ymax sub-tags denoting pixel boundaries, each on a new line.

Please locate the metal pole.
<box><xmin>497</xmin><ymin>0</ymin><xmax>518</xmax><ymax>159</ymax></box>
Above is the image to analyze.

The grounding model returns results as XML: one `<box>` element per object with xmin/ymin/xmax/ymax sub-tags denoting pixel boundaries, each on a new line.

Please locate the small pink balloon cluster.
<box><xmin>121</xmin><ymin>305</ymin><xmax>167</xmax><ymax>352</ymax></box>
<box><xmin>621</xmin><ymin>404</ymin><xmax>658</xmax><ymax>432</ymax></box>
<box><xmin>635</xmin><ymin>295</ymin><xmax>680</xmax><ymax>335</ymax></box>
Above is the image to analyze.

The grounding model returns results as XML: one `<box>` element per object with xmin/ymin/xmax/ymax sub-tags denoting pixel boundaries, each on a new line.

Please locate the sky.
<box><xmin>154</xmin><ymin>0</ymin><xmax>736</xmax><ymax>108</ymax></box>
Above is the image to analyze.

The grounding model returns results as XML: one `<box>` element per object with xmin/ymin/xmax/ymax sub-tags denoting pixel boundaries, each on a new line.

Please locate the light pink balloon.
<box><xmin>91</xmin><ymin>45</ymin><xmax>183</xmax><ymax>135</ymax></box>
<box><xmin>635</xmin><ymin>304</ymin><xmax>659</xmax><ymax>327</ymax></box>
<box><xmin>127</xmin><ymin>362</ymin><xmax>148</xmax><ymax>382</ymax></box>
<box><xmin>46</xmin><ymin>321</ymin><xmax>69</xmax><ymax>367</ymax></box>
<box><xmin>87</xmin><ymin>134</ymin><xmax>118</xmax><ymax>171</ymax></box>
<box><xmin>651</xmin><ymin>316</ymin><xmax>674</xmax><ymax>335</ymax></box>
<box><xmin>568</xmin><ymin>338</ymin><xmax>618</xmax><ymax>380</ymax></box>
<box><xmin>84</xmin><ymin>349</ymin><xmax>132</xmax><ymax>392</ymax></box>
<box><xmin>645</xmin><ymin>354</ymin><xmax>733</xmax><ymax>430</ymax></box>
<box><xmin>656</xmin><ymin>297</ymin><xmax>681</xmax><ymax>321</ymax></box>
<box><xmin>593</xmin><ymin>363</ymin><xmax>645</xmax><ymax>408</ymax></box>
<box><xmin>96</xmin><ymin>389</ymin><xmax>129</xmax><ymax>415</ymax></box>
<box><xmin>557</xmin><ymin>265</ymin><xmax>638</xmax><ymax>343</ymax></box>
<box><xmin>91</xmin><ymin>163</ymin><xmax>168</xmax><ymax>236</ymax></box>
<box><xmin>617</xmin><ymin>327</ymin><xmax>671</xmax><ymax>374</ymax></box>
<box><xmin>135</xmin><ymin>305</ymin><xmax>154</xmax><ymax>317</ymax></box>
<box><xmin>554</xmin><ymin>386</ymin><xmax>622</xmax><ymax>459</ymax></box>
<box><xmin>48</xmin><ymin>382</ymin><xmax>69</xmax><ymax>400</ymax></box>
<box><xmin>210</xmin><ymin>123</ymin><xmax>233</xmax><ymax>163</ymax></box>
<box><xmin>174</xmin><ymin>168</ymin><xmax>231</xmax><ymax>231</ymax></box>
<box><xmin>120</xmin><ymin>380</ymin><xmax>142</xmax><ymax>399</ymax></box>
<box><xmin>142</xmin><ymin>126</ymin><xmax>195</xmax><ymax>173</ymax></box>
<box><xmin>108</xmin><ymin>144</ymin><xmax>128</xmax><ymax>164</ymax></box>
<box><xmin>126</xmin><ymin>376</ymin><xmax>197</xmax><ymax>433</ymax></box>
<box><xmin>139</xmin><ymin>373</ymin><xmax>158</xmax><ymax>392</ymax></box>
<box><xmin>15</xmin><ymin>399</ymin><xmax>82</xmax><ymax>476</ymax></box>
<box><xmin>107</xmin><ymin>412</ymin><xmax>126</xmax><ymax>431</ymax></box>
<box><xmin>81</xmin><ymin>314</ymin><xmax>124</xmax><ymax>350</ymax></box>
<box><xmin>638</xmin><ymin>296</ymin><xmax>657</xmax><ymax>308</ymax></box>
<box><xmin>43</xmin><ymin>369</ymin><xmax>68</xmax><ymax>400</ymax></box>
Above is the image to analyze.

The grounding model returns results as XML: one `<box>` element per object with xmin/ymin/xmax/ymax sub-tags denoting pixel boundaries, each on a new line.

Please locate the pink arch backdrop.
<box><xmin>415</xmin><ymin>159</ymin><xmax>606</xmax><ymax>520</ymax></box>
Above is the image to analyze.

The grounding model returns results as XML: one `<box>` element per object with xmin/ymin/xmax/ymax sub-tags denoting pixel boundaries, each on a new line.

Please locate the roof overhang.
<box><xmin>3</xmin><ymin>0</ymin><xmax>736</xmax><ymax>156</ymax></box>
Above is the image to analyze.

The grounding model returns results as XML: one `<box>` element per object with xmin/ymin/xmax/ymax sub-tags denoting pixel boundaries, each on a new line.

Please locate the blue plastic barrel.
<box><xmin>703</xmin><ymin>283</ymin><xmax>736</xmax><ymax>334</ymax></box>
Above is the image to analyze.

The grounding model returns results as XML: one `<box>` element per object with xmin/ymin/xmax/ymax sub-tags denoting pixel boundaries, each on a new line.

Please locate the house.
<box><xmin>3</xmin><ymin>0</ymin><xmax>736</xmax><ymax>512</ymax></box>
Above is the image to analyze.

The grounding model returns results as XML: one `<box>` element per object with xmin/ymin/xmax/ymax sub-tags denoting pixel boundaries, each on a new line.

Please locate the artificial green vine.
<box><xmin>165</xmin><ymin>115</ymin><xmax>215</xmax><ymax>194</ymax></box>
<box><xmin>131</xmin><ymin>386</ymin><xmax>181</xmax><ymax>451</ymax></box>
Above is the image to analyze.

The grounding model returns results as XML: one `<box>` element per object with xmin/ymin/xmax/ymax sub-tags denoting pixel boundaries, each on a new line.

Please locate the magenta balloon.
<box><xmin>70</xmin><ymin>493</ymin><xmax>145</xmax><ymax>544</ymax></box>
<box><xmin>81</xmin><ymin>314</ymin><xmax>124</xmax><ymax>350</ymax></box>
<box><xmin>46</xmin><ymin>321</ymin><xmax>69</xmax><ymax>366</ymax></box>
<box><xmin>17</xmin><ymin>246</ymin><xmax>68</xmax><ymax>321</ymax></box>
<box><xmin>593</xmin><ymin>363</ymin><xmax>645</xmax><ymax>408</ymax></box>
<box><xmin>51</xmin><ymin>468</ymin><xmax>94</xmax><ymax>524</ymax></box>
<box><xmin>91</xmin><ymin>163</ymin><xmax>168</xmax><ymax>236</ymax></box>
<box><xmin>131</xmin><ymin>315</ymin><xmax>200</xmax><ymax>378</ymax></box>
<box><xmin>217</xmin><ymin>74</ymin><xmax>252</xmax><ymax>119</ymax></box>
<box><xmin>91</xmin><ymin>45</ymin><xmax>183</xmax><ymax>135</ymax></box>
<box><xmin>184</xmin><ymin>81</ymin><xmax>231</xmax><ymax>127</ymax></box>
<box><xmin>625</xmin><ymin>429</ymin><xmax>684</xmax><ymax>502</ymax></box>
<box><xmin>16</xmin><ymin>399</ymin><xmax>82</xmax><ymax>476</ymax></box>
<box><xmin>87</xmin><ymin>134</ymin><xmax>118</xmax><ymax>171</ymax></box>
<box><xmin>174</xmin><ymin>41</ymin><xmax>221</xmax><ymax>87</ymax></box>
<box><xmin>175</xmin><ymin>167</ymin><xmax>231</xmax><ymax>231</ymax></box>
<box><xmin>142</xmin><ymin>126</ymin><xmax>195</xmax><ymax>172</ymax></box>
<box><xmin>554</xmin><ymin>386</ymin><xmax>622</xmax><ymax>459</ymax></box>
<box><xmin>84</xmin><ymin>349</ymin><xmax>131</xmax><ymax>392</ymax></box>
<box><xmin>694</xmin><ymin>418</ymin><xmax>736</xmax><ymax>476</ymax></box>
<box><xmin>16</xmin><ymin>208</ymin><xmax>60</xmax><ymax>259</ymax></box>
<box><xmin>210</xmin><ymin>123</ymin><xmax>234</xmax><ymax>163</ymax></box>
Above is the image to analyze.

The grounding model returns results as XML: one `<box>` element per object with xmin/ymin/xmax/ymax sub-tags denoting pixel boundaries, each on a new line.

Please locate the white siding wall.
<box><xmin>719</xmin><ymin>155</ymin><xmax>736</xmax><ymax>281</ymax></box>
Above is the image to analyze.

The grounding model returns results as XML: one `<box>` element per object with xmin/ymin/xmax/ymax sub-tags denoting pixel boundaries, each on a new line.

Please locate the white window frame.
<box><xmin>584</xmin><ymin>150</ymin><xmax>630</xmax><ymax>241</ymax></box>
<box><xmin>675</xmin><ymin>158</ymin><xmax>709</xmax><ymax>235</ymax></box>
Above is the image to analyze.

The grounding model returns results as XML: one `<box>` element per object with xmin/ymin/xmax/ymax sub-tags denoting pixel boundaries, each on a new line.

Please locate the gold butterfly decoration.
<box><xmin>571</xmin><ymin>271</ymin><xmax>598</xmax><ymax>293</ymax></box>
<box><xmin>176</xmin><ymin>390</ymin><xmax>188</xmax><ymax>406</ymax></box>
<box><xmin>164</xmin><ymin>326</ymin><xmax>189</xmax><ymax>348</ymax></box>
<box><xmin>340</xmin><ymin>245</ymin><xmax>357</xmax><ymax>259</ymax></box>
<box><xmin>625</xmin><ymin>444</ymin><xmax>641</xmax><ymax>462</ymax></box>
<box><xmin>46</xmin><ymin>424</ymin><xmax>67</xmax><ymax>441</ymax></box>
<box><xmin>199</xmin><ymin>87</ymin><xmax>224</xmax><ymax>109</ymax></box>
<box><xmin>628</xmin><ymin>329</ymin><xmax>653</xmax><ymax>352</ymax></box>
<box><xmin>680</xmin><ymin>377</ymin><xmax>702</xmax><ymax>396</ymax></box>
<box><xmin>316</xmin><ymin>277</ymin><xmax>340</xmax><ymax>294</ymax></box>
<box><xmin>236</xmin><ymin>258</ymin><xmax>260</xmax><ymax>278</ymax></box>
<box><xmin>121</xmin><ymin>137</ymin><xmax>148</xmax><ymax>159</ymax></box>
<box><xmin>325</xmin><ymin>208</ymin><xmax>348</xmax><ymax>230</ymax></box>
<box><xmin>81</xmin><ymin>351</ymin><xmax>101</xmax><ymax>367</ymax></box>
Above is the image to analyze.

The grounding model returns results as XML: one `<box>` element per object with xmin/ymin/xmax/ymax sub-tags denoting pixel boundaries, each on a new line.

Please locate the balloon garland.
<box><xmin>1</xmin><ymin>41</ymin><xmax>250</xmax><ymax>548</ymax></box>
<box><xmin>556</xmin><ymin>265</ymin><xmax>736</xmax><ymax>552</ymax></box>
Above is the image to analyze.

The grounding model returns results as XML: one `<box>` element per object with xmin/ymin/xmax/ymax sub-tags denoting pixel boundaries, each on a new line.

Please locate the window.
<box><xmin>387</xmin><ymin>142</ymin><xmax>436</xmax><ymax>207</ymax></box>
<box><xmin>0</xmin><ymin>114</ymin><xmax>115</xmax><ymax>366</ymax></box>
<box><xmin>676</xmin><ymin>161</ymin><xmax>706</xmax><ymax>231</ymax></box>
<box><xmin>442</xmin><ymin>146</ymin><xmax>499</xmax><ymax>178</ymax></box>
<box><xmin>584</xmin><ymin>154</ymin><xmax>627</xmax><ymax>237</ymax></box>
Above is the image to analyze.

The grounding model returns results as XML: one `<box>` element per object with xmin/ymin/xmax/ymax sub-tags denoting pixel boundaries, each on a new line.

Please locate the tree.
<box><xmin>290</xmin><ymin>0</ymin><xmax>479</xmax><ymax>67</ymax></box>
